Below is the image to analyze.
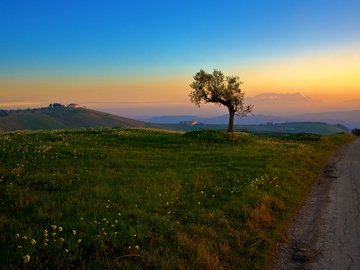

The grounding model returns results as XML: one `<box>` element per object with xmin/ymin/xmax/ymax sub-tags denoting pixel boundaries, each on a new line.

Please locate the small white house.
<box><xmin>180</xmin><ymin>120</ymin><xmax>198</xmax><ymax>126</ymax></box>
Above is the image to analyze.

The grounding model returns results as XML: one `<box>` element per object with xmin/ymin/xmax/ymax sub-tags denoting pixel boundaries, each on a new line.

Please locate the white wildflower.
<box><xmin>23</xmin><ymin>255</ymin><xmax>30</xmax><ymax>264</ymax></box>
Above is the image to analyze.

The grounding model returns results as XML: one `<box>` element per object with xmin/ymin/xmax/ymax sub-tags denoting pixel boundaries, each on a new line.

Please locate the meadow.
<box><xmin>0</xmin><ymin>128</ymin><xmax>354</xmax><ymax>269</ymax></box>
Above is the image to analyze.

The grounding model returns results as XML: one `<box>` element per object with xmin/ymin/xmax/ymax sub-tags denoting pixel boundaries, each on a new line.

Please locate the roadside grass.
<box><xmin>0</xmin><ymin>128</ymin><xmax>355</xmax><ymax>269</ymax></box>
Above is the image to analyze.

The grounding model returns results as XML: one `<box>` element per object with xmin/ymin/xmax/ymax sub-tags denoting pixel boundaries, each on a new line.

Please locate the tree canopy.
<box><xmin>189</xmin><ymin>69</ymin><xmax>253</xmax><ymax>133</ymax></box>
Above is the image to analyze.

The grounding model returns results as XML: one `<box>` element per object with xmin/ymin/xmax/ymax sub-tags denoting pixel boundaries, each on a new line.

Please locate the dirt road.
<box><xmin>275</xmin><ymin>138</ymin><xmax>360</xmax><ymax>270</ymax></box>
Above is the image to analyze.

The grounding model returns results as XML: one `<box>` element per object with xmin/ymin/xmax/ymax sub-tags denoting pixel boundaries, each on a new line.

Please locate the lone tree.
<box><xmin>189</xmin><ymin>69</ymin><xmax>253</xmax><ymax>133</ymax></box>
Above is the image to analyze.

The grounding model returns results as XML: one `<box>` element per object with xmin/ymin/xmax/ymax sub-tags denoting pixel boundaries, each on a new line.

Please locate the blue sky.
<box><xmin>1</xmin><ymin>0</ymin><xmax>360</xmax><ymax>116</ymax></box>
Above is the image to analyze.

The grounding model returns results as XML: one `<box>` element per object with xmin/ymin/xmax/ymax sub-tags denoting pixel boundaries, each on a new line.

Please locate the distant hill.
<box><xmin>287</xmin><ymin>110</ymin><xmax>360</xmax><ymax>129</ymax></box>
<box><xmin>144</xmin><ymin>114</ymin><xmax>288</xmax><ymax>125</ymax></box>
<box><xmin>240</xmin><ymin>122</ymin><xmax>349</xmax><ymax>134</ymax></box>
<box><xmin>144</xmin><ymin>110</ymin><xmax>360</xmax><ymax>129</ymax></box>
<box><xmin>0</xmin><ymin>107</ymin><xmax>144</xmax><ymax>132</ymax></box>
<box><xmin>150</xmin><ymin>122</ymin><xmax>349</xmax><ymax>135</ymax></box>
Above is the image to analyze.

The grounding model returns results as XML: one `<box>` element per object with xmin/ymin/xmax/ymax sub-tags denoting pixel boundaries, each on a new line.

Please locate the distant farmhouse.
<box><xmin>67</xmin><ymin>103</ymin><xmax>81</xmax><ymax>109</ymax></box>
<box><xmin>48</xmin><ymin>103</ymin><xmax>81</xmax><ymax>109</ymax></box>
<box><xmin>180</xmin><ymin>120</ymin><xmax>200</xmax><ymax>126</ymax></box>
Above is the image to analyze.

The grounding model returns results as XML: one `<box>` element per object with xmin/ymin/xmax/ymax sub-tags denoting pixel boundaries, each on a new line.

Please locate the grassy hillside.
<box><xmin>0</xmin><ymin>128</ymin><xmax>355</xmax><ymax>269</ymax></box>
<box><xmin>0</xmin><ymin>108</ymin><xmax>144</xmax><ymax>131</ymax></box>
<box><xmin>151</xmin><ymin>121</ymin><xmax>348</xmax><ymax>134</ymax></box>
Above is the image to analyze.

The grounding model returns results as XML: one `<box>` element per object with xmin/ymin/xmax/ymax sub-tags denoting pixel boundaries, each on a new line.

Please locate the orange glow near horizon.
<box><xmin>1</xmin><ymin>44</ymin><xmax>359</xmax><ymax>114</ymax></box>
<box><xmin>240</xmin><ymin>44</ymin><xmax>360</xmax><ymax>100</ymax></box>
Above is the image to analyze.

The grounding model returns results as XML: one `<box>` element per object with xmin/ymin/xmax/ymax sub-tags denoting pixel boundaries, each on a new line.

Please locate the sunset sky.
<box><xmin>1</xmin><ymin>0</ymin><xmax>359</xmax><ymax>117</ymax></box>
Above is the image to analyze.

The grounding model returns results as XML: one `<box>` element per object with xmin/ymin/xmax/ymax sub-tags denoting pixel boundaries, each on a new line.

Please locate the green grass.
<box><xmin>0</xmin><ymin>108</ymin><xmax>144</xmax><ymax>131</ymax></box>
<box><xmin>0</xmin><ymin>128</ymin><xmax>355</xmax><ymax>269</ymax></box>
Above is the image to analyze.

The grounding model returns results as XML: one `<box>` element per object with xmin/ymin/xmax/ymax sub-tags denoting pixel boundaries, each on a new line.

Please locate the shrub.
<box><xmin>183</xmin><ymin>129</ymin><xmax>234</xmax><ymax>143</ymax></box>
<box><xmin>351</xmin><ymin>128</ymin><xmax>360</xmax><ymax>136</ymax></box>
<box><xmin>283</xmin><ymin>133</ymin><xmax>321</xmax><ymax>141</ymax></box>
<box><xmin>183</xmin><ymin>129</ymin><xmax>253</xmax><ymax>144</ymax></box>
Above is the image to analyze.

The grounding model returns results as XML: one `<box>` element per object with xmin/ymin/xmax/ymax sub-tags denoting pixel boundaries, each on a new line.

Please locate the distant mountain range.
<box><xmin>143</xmin><ymin>110</ymin><xmax>360</xmax><ymax>129</ymax></box>
<box><xmin>0</xmin><ymin>107</ymin><xmax>144</xmax><ymax>132</ymax></box>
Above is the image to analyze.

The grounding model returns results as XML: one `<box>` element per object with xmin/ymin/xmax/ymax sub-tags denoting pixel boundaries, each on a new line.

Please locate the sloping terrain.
<box><xmin>150</xmin><ymin>122</ymin><xmax>348</xmax><ymax>134</ymax></box>
<box><xmin>0</xmin><ymin>108</ymin><xmax>144</xmax><ymax>131</ymax></box>
<box><xmin>0</xmin><ymin>129</ymin><xmax>354</xmax><ymax>269</ymax></box>
<box><xmin>276</xmin><ymin>138</ymin><xmax>360</xmax><ymax>269</ymax></box>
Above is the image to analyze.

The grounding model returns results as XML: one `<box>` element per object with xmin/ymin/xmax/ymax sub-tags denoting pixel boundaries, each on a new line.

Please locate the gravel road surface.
<box><xmin>275</xmin><ymin>138</ymin><xmax>360</xmax><ymax>270</ymax></box>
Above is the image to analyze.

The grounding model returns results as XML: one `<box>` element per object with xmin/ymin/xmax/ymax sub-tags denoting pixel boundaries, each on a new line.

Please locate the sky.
<box><xmin>1</xmin><ymin>0</ymin><xmax>359</xmax><ymax>117</ymax></box>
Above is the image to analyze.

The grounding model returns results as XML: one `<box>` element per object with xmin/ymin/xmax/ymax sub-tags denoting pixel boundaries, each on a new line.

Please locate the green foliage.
<box><xmin>0</xmin><ymin>128</ymin><xmax>355</xmax><ymax>269</ymax></box>
<box><xmin>189</xmin><ymin>69</ymin><xmax>253</xmax><ymax>132</ymax></box>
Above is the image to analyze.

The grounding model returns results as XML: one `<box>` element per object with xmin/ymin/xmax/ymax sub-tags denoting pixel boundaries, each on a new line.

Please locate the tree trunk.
<box><xmin>227</xmin><ymin>109</ymin><xmax>235</xmax><ymax>133</ymax></box>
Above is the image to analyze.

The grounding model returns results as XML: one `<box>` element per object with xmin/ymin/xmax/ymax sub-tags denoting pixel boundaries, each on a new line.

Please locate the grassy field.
<box><xmin>0</xmin><ymin>128</ymin><xmax>354</xmax><ymax>269</ymax></box>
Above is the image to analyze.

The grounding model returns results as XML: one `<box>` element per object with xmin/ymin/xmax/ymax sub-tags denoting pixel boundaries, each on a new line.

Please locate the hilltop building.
<box><xmin>68</xmin><ymin>103</ymin><xmax>81</xmax><ymax>109</ymax></box>
<box><xmin>49</xmin><ymin>103</ymin><xmax>65</xmax><ymax>108</ymax></box>
<box><xmin>180</xmin><ymin>120</ymin><xmax>199</xmax><ymax>126</ymax></box>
